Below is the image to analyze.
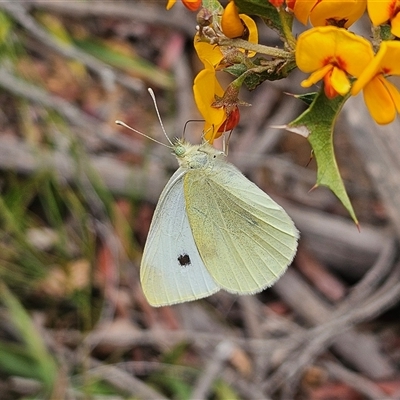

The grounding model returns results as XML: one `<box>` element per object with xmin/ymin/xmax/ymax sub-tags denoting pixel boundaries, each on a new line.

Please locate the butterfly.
<box><xmin>118</xmin><ymin>90</ymin><xmax>299</xmax><ymax>307</ymax></box>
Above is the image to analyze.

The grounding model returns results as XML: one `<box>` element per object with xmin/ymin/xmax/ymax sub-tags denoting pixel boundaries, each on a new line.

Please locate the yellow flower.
<box><xmin>236</xmin><ymin>14</ymin><xmax>258</xmax><ymax>49</ymax></box>
<box><xmin>296</xmin><ymin>26</ymin><xmax>374</xmax><ymax>98</ymax></box>
<box><xmin>194</xmin><ymin>33</ymin><xmax>224</xmax><ymax>67</ymax></box>
<box><xmin>219</xmin><ymin>1</ymin><xmax>258</xmax><ymax>41</ymax></box>
<box><xmin>221</xmin><ymin>1</ymin><xmax>245</xmax><ymax>39</ymax></box>
<box><xmin>193</xmin><ymin>61</ymin><xmax>226</xmax><ymax>142</ymax></box>
<box><xmin>367</xmin><ymin>0</ymin><xmax>400</xmax><ymax>37</ymax></box>
<box><xmin>294</xmin><ymin>0</ymin><xmax>366</xmax><ymax>28</ymax></box>
<box><xmin>166</xmin><ymin>0</ymin><xmax>201</xmax><ymax>11</ymax></box>
<box><xmin>193</xmin><ymin>61</ymin><xmax>240</xmax><ymax>143</ymax></box>
<box><xmin>351</xmin><ymin>41</ymin><xmax>400</xmax><ymax>124</ymax></box>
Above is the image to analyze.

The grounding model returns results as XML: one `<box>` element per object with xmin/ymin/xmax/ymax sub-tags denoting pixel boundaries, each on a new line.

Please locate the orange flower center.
<box><xmin>324</xmin><ymin>56</ymin><xmax>347</xmax><ymax>72</ymax></box>
<box><xmin>389</xmin><ymin>2</ymin><xmax>400</xmax><ymax>18</ymax></box>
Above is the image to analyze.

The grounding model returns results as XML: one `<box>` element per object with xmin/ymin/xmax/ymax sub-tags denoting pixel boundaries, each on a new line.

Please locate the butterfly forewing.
<box><xmin>140</xmin><ymin>169</ymin><xmax>220</xmax><ymax>306</ymax></box>
<box><xmin>184</xmin><ymin>159</ymin><xmax>299</xmax><ymax>294</ymax></box>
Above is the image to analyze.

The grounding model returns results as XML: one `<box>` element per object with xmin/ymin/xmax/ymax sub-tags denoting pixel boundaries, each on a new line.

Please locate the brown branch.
<box><xmin>0</xmin><ymin>2</ymin><xmax>144</xmax><ymax>93</ymax></box>
<box><xmin>263</xmin><ymin>261</ymin><xmax>400</xmax><ymax>394</ymax></box>
<box><xmin>344</xmin><ymin>96</ymin><xmax>400</xmax><ymax>239</ymax></box>
<box><xmin>322</xmin><ymin>360</ymin><xmax>395</xmax><ymax>400</ymax></box>
<box><xmin>0</xmin><ymin>67</ymin><xmax>143</xmax><ymax>154</ymax></box>
<box><xmin>0</xmin><ymin>137</ymin><xmax>166</xmax><ymax>201</ymax></box>
<box><xmin>28</xmin><ymin>0</ymin><xmax>196</xmax><ymax>37</ymax></box>
<box><xmin>191</xmin><ymin>341</ymin><xmax>235</xmax><ymax>400</ymax></box>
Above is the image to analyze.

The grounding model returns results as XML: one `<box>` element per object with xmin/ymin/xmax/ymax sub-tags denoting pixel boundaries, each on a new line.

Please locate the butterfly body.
<box><xmin>140</xmin><ymin>139</ymin><xmax>299</xmax><ymax>307</ymax></box>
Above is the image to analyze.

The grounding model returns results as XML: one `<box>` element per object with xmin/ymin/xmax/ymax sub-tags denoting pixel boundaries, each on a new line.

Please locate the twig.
<box><xmin>322</xmin><ymin>360</ymin><xmax>395</xmax><ymax>400</ymax></box>
<box><xmin>0</xmin><ymin>67</ymin><xmax>142</xmax><ymax>154</ymax></box>
<box><xmin>222</xmin><ymin>368</ymin><xmax>272</xmax><ymax>400</ymax></box>
<box><xmin>337</xmin><ymin>237</ymin><xmax>397</xmax><ymax>307</ymax></box>
<box><xmin>238</xmin><ymin>296</ymin><xmax>264</xmax><ymax>340</ymax></box>
<box><xmin>263</xmin><ymin>262</ymin><xmax>400</xmax><ymax>394</ymax></box>
<box><xmin>28</xmin><ymin>0</ymin><xmax>196</xmax><ymax>37</ymax></box>
<box><xmin>238</xmin><ymin>296</ymin><xmax>269</xmax><ymax>382</ymax></box>
<box><xmin>344</xmin><ymin>96</ymin><xmax>400</xmax><ymax>239</ymax></box>
<box><xmin>74</xmin><ymin>165</ymin><xmax>125</xmax><ymax>353</ymax></box>
<box><xmin>0</xmin><ymin>137</ymin><xmax>167</xmax><ymax>201</ymax></box>
<box><xmin>284</xmin><ymin>200</ymin><xmax>390</xmax><ymax>279</ymax></box>
<box><xmin>273</xmin><ymin>269</ymin><xmax>396</xmax><ymax>380</ymax></box>
<box><xmin>0</xmin><ymin>2</ymin><xmax>143</xmax><ymax>93</ymax></box>
<box><xmin>191</xmin><ymin>341</ymin><xmax>235</xmax><ymax>400</ymax></box>
<box><xmin>42</xmin><ymin>326</ymin><xmax>168</xmax><ymax>400</ymax></box>
<box><xmin>85</xmin><ymin>363</ymin><xmax>169</xmax><ymax>400</ymax></box>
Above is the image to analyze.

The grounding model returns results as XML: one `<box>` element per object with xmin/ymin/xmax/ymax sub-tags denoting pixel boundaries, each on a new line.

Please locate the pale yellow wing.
<box><xmin>184</xmin><ymin>161</ymin><xmax>299</xmax><ymax>294</ymax></box>
<box><xmin>140</xmin><ymin>169</ymin><xmax>220</xmax><ymax>307</ymax></box>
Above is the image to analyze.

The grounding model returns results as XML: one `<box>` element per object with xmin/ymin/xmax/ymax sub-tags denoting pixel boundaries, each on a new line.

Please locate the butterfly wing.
<box><xmin>184</xmin><ymin>161</ymin><xmax>299</xmax><ymax>294</ymax></box>
<box><xmin>140</xmin><ymin>168</ymin><xmax>220</xmax><ymax>307</ymax></box>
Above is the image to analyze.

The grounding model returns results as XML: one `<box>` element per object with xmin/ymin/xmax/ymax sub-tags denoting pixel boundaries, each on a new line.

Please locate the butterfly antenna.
<box><xmin>183</xmin><ymin>119</ymin><xmax>204</xmax><ymax>139</ymax></box>
<box><xmin>147</xmin><ymin>88</ymin><xmax>174</xmax><ymax>146</ymax></box>
<box><xmin>115</xmin><ymin>120</ymin><xmax>172</xmax><ymax>148</ymax></box>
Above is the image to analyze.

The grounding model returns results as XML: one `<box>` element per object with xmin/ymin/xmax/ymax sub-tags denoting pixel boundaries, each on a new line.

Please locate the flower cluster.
<box><xmin>168</xmin><ymin>0</ymin><xmax>260</xmax><ymax>142</ymax></box>
<box><xmin>167</xmin><ymin>0</ymin><xmax>400</xmax><ymax>129</ymax></box>
<box><xmin>294</xmin><ymin>0</ymin><xmax>400</xmax><ymax>124</ymax></box>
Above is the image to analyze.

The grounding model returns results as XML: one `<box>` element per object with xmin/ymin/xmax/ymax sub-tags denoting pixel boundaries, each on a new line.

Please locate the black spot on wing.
<box><xmin>177</xmin><ymin>253</ymin><xmax>191</xmax><ymax>267</ymax></box>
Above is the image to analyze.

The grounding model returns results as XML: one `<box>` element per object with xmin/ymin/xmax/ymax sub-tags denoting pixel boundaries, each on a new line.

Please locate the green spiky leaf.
<box><xmin>287</xmin><ymin>89</ymin><xmax>358</xmax><ymax>225</ymax></box>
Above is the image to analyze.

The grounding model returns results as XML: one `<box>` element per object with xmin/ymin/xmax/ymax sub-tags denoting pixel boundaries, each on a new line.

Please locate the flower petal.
<box><xmin>391</xmin><ymin>11</ymin><xmax>400</xmax><ymax>36</ymax></box>
<box><xmin>217</xmin><ymin>107</ymin><xmax>240</xmax><ymax>132</ymax></box>
<box><xmin>296</xmin><ymin>28</ymin><xmax>338</xmax><ymax>72</ymax></box>
<box><xmin>166</xmin><ymin>0</ymin><xmax>177</xmax><ymax>10</ymax></box>
<box><xmin>331</xmin><ymin>66</ymin><xmax>351</xmax><ymax>95</ymax></box>
<box><xmin>240</xmin><ymin>14</ymin><xmax>258</xmax><ymax>57</ymax></box>
<box><xmin>301</xmin><ymin>64</ymin><xmax>333</xmax><ymax>87</ymax></box>
<box><xmin>383</xmin><ymin>78</ymin><xmax>400</xmax><ymax>113</ymax></box>
<box><xmin>221</xmin><ymin>1</ymin><xmax>245</xmax><ymax>39</ymax></box>
<box><xmin>363</xmin><ymin>76</ymin><xmax>396</xmax><ymax>124</ymax></box>
<box><xmin>377</xmin><ymin>41</ymin><xmax>400</xmax><ymax>75</ymax></box>
<box><xmin>323</xmin><ymin>70</ymin><xmax>339</xmax><ymax>98</ymax></box>
<box><xmin>367</xmin><ymin>0</ymin><xmax>394</xmax><ymax>25</ymax></box>
<box><xmin>182</xmin><ymin>0</ymin><xmax>201</xmax><ymax>11</ymax></box>
<box><xmin>352</xmin><ymin>41</ymin><xmax>400</xmax><ymax>95</ymax></box>
<box><xmin>294</xmin><ymin>0</ymin><xmax>317</xmax><ymax>25</ymax></box>
<box><xmin>296</xmin><ymin>26</ymin><xmax>373</xmax><ymax>77</ymax></box>
<box><xmin>194</xmin><ymin>33</ymin><xmax>224</xmax><ymax>67</ymax></box>
<box><xmin>310</xmin><ymin>0</ymin><xmax>366</xmax><ymax>28</ymax></box>
<box><xmin>193</xmin><ymin>62</ymin><xmax>226</xmax><ymax>139</ymax></box>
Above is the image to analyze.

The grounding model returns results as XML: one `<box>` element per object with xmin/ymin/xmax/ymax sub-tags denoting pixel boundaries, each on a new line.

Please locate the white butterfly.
<box><xmin>118</xmin><ymin>90</ymin><xmax>299</xmax><ymax>307</ymax></box>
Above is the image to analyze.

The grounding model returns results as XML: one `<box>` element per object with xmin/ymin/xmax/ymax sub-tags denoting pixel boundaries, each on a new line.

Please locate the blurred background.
<box><xmin>0</xmin><ymin>1</ymin><xmax>399</xmax><ymax>399</ymax></box>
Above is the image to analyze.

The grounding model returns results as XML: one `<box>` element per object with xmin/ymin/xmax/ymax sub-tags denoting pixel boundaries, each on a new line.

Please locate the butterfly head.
<box><xmin>173</xmin><ymin>140</ymin><xmax>187</xmax><ymax>157</ymax></box>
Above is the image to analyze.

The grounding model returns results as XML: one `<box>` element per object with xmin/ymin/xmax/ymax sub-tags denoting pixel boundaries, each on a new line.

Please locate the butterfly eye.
<box><xmin>174</xmin><ymin>145</ymin><xmax>186</xmax><ymax>156</ymax></box>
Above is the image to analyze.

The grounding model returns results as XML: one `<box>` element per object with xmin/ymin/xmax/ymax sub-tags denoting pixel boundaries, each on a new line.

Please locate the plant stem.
<box><xmin>219</xmin><ymin>37</ymin><xmax>294</xmax><ymax>60</ymax></box>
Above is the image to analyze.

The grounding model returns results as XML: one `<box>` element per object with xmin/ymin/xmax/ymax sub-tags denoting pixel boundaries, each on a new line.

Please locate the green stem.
<box><xmin>231</xmin><ymin>69</ymin><xmax>249</xmax><ymax>88</ymax></box>
<box><xmin>219</xmin><ymin>37</ymin><xmax>294</xmax><ymax>60</ymax></box>
<box><xmin>278</xmin><ymin>7</ymin><xmax>296</xmax><ymax>50</ymax></box>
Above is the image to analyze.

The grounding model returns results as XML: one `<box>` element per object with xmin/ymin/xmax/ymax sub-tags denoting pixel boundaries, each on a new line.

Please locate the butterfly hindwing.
<box><xmin>184</xmin><ymin>159</ymin><xmax>299</xmax><ymax>294</ymax></box>
<box><xmin>140</xmin><ymin>168</ymin><xmax>220</xmax><ymax>307</ymax></box>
